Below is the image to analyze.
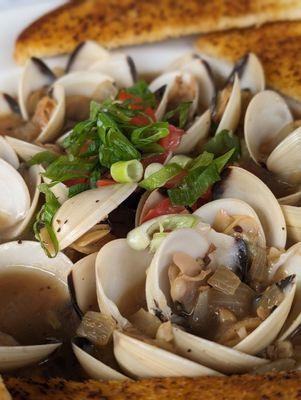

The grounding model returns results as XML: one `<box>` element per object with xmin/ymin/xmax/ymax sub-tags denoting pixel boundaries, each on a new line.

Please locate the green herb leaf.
<box><xmin>62</xmin><ymin>119</ymin><xmax>97</xmax><ymax>156</ymax></box>
<box><xmin>125</xmin><ymin>80</ymin><xmax>156</xmax><ymax>108</ymax></box>
<box><xmin>213</xmin><ymin>148</ymin><xmax>236</xmax><ymax>173</ymax></box>
<box><xmin>97</xmin><ymin>112</ymin><xmax>141</xmax><ymax>168</ymax></box>
<box><xmin>44</xmin><ymin>156</ymin><xmax>97</xmax><ymax>182</ymax></box>
<box><xmin>68</xmin><ymin>182</ymin><xmax>90</xmax><ymax>198</ymax></box>
<box><xmin>188</xmin><ymin>151</ymin><xmax>214</xmax><ymax>171</ymax></box>
<box><xmin>168</xmin><ymin>163</ymin><xmax>220</xmax><ymax>206</ymax></box>
<box><xmin>27</xmin><ymin>151</ymin><xmax>59</xmax><ymax>167</ymax></box>
<box><xmin>33</xmin><ymin>183</ymin><xmax>60</xmax><ymax>258</ymax></box>
<box><xmin>163</xmin><ymin>101</ymin><xmax>192</xmax><ymax>128</ymax></box>
<box><xmin>130</xmin><ymin>122</ymin><xmax>169</xmax><ymax>150</ymax></box>
<box><xmin>203</xmin><ymin>130</ymin><xmax>240</xmax><ymax>161</ymax></box>
<box><xmin>139</xmin><ymin>163</ymin><xmax>183</xmax><ymax>190</ymax></box>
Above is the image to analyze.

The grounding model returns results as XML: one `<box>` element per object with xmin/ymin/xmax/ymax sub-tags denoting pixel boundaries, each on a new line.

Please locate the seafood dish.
<box><xmin>1</xmin><ymin>41</ymin><xmax>301</xmax><ymax>381</ymax></box>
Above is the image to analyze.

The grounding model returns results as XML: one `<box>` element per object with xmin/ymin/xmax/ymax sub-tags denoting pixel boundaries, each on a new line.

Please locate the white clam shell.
<box><xmin>113</xmin><ymin>330</ymin><xmax>222</xmax><ymax>378</ymax></box>
<box><xmin>216</xmin><ymin>74</ymin><xmax>241</xmax><ymax>134</ymax></box>
<box><xmin>96</xmin><ymin>239</ymin><xmax>153</xmax><ymax>328</ymax></box>
<box><xmin>244</xmin><ymin>90</ymin><xmax>293</xmax><ymax>164</ymax></box>
<box><xmin>0</xmin><ymin>240</ymin><xmax>72</xmax><ymax>371</ymax></box>
<box><xmin>69</xmin><ymin>252</ymin><xmax>98</xmax><ymax>316</ymax></box>
<box><xmin>0</xmin><ymin>93</ymin><xmax>19</xmax><ymax>117</ymax></box>
<box><xmin>146</xmin><ymin>227</ymin><xmax>243</xmax><ymax>319</ymax></box>
<box><xmin>175</xmin><ymin>109</ymin><xmax>211</xmax><ymax>154</ymax></box>
<box><xmin>279</xmin><ymin>191</ymin><xmax>301</xmax><ymax>206</ymax></box>
<box><xmin>72</xmin><ymin>341</ymin><xmax>128</xmax><ymax>380</ymax></box>
<box><xmin>281</xmin><ymin>205</ymin><xmax>301</xmax><ymax>245</ymax></box>
<box><xmin>53</xmin><ymin>184</ymin><xmax>137</xmax><ymax>250</ymax></box>
<box><xmin>193</xmin><ymin>198</ymin><xmax>266</xmax><ymax>246</ymax></box>
<box><xmin>167</xmin><ymin>53</ymin><xmax>215</xmax><ymax>110</ymax></box>
<box><xmin>1</xmin><ymin>165</ymin><xmax>41</xmax><ymax>240</ymax></box>
<box><xmin>4</xmin><ymin>137</ymin><xmax>43</xmax><ymax>162</ymax></box>
<box><xmin>239</xmin><ymin>53</ymin><xmax>265</xmax><ymax>94</ymax></box>
<box><xmin>18</xmin><ymin>58</ymin><xmax>55</xmax><ymax>120</ymax></box>
<box><xmin>0</xmin><ymin>159</ymin><xmax>30</xmax><ymax>231</ymax></box>
<box><xmin>0</xmin><ymin>137</ymin><xmax>19</xmax><ymax>169</ymax></box>
<box><xmin>149</xmin><ymin>71</ymin><xmax>199</xmax><ymax>121</ymax></box>
<box><xmin>66</xmin><ymin>41</ymin><xmax>109</xmax><ymax>72</ymax></box>
<box><xmin>172</xmin><ymin>326</ymin><xmax>268</xmax><ymax>374</ymax></box>
<box><xmin>135</xmin><ymin>189</ymin><xmax>166</xmax><ymax>227</ymax></box>
<box><xmin>35</xmin><ymin>84</ymin><xmax>66</xmax><ymax>143</ymax></box>
<box><xmin>90</xmin><ymin>54</ymin><xmax>136</xmax><ymax>88</ymax></box>
<box><xmin>215</xmin><ymin>166</ymin><xmax>286</xmax><ymax>248</ymax></box>
<box><xmin>266</xmin><ymin>127</ymin><xmax>301</xmax><ymax>185</ymax></box>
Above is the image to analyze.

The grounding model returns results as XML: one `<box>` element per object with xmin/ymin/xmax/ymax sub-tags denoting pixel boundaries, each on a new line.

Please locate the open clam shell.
<box><xmin>96</xmin><ymin>239</ymin><xmax>153</xmax><ymax>328</ymax></box>
<box><xmin>113</xmin><ymin>330</ymin><xmax>222</xmax><ymax>378</ymax></box>
<box><xmin>66</xmin><ymin>41</ymin><xmax>109</xmax><ymax>72</ymax></box>
<box><xmin>214</xmin><ymin>74</ymin><xmax>241</xmax><ymax>134</ymax></box>
<box><xmin>135</xmin><ymin>189</ymin><xmax>166</xmax><ymax>227</ymax></box>
<box><xmin>53</xmin><ymin>183</ymin><xmax>137</xmax><ymax>250</ymax></box>
<box><xmin>167</xmin><ymin>53</ymin><xmax>215</xmax><ymax>111</ymax></box>
<box><xmin>214</xmin><ymin>166</ymin><xmax>286</xmax><ymax>248</ymax></box>
<box><xmin>149</xmin><ymin>71</ymin><xmax>199</xmax><ymax>121</ymax></box>
<box><xmin>172</xmin><ymin>326</ymin><xmax>268</xmax><ymax>374</ymax></box>
<box><xmin>232</xmin><ymin>53</ymin><xmax>265</xmax><ymax>95</ymax></box>
<box><xmin>244</xmin><ymin>90</ymin><xmax>293</xmax><ymax>165</ymax></box>
<box><xmin>0</xmin><ymin>93</ymin><xmax>19</xmax><ymax>117</ymax></box>
<box><xmin>1</xmin><ymin>165</ymin><xmax>41</xmax><ymax>240</ymax></box>
<box><xmin>0</xmin><ymin>137</ymin><xmax>20</xmax><ymax>169</ymax></box>
<box><xmin>266</xmin><ymin>127</ymin><xmax>301</xmax><ymax>185</ymax></box>
<box><xmin>270</xmin><ymin>243</ymin><xmax>301</xmax><ymax>341</ymax></box>
<box><xmin>175</xmin><ymin>109</ymin><xmax>211</xmax><ymax>154</ymax></box>
<box><xmin>18</xmin><ymin>58</ymin><xmax>56</xmax><ymax>120</ymax></box>
<box><xmin>281</xmin><ymin>205</ymin><xmax>301</xmax><ymax>245</ymax></box>
<box><xmin>35</xmin><ymin>84</ymin><xmax>66</xmax><ymax>143</ymax></box>
<box><xmin>0</xmin><ymin>159</ymin><xmax>30</xmax><ymax>231</ymax></box>
<box><xmin>0</xmin><ymin>240</ymin><xmax>72</xmax><ymax>371</ymax></box>
<box><xmin>4</xmin><ymin>137</ymin><xmax>43</xmax><ymax>162</ymax></box>
<box><xmin>90</xmin><ymin>54</ymin><xmax>137</xmax><ymax>88</ymax></box>
<box><xmin>72</xmin><ymin>338</ymin><xmax>128</xmax><ymax>380</ymax></box>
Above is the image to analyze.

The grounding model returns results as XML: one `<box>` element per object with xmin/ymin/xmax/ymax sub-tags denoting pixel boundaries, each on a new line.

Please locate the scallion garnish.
<box><xmin>139</xmin><ymin>163</ymin><xmax>183</xmax><ymax>191</ymax></box>
<box><xmin>110</xmin><ymin>159</ymin><xmax>143</xmax><ymax>183</ymax></box>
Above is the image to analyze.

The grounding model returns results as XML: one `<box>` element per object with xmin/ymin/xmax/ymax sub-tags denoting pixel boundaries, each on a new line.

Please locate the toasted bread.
<box><xmin>4</xmin><ymin>372</ymin><xmax>301</xmax><ymax>400</ymax></box>
<box><xmin>0</xmin><ymin>377</ymin><xmax>11</xmax><ymax>400</ymax></box>
<box><xmin>196</xmin><ymin>21</ymin><xmax>301</xmax><ymax>102</ymax></box>
<box><xmin>14</xmin><ymin>0</ymin><xmax>301</xmax><ymax>65</ymax></box>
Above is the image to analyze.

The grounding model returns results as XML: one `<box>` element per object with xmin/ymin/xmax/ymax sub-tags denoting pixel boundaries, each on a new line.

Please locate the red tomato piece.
<box><xmin>158</xmin><ymin>124</ymin><xmax>184</xmax><ymax>151</ymax></box>
<box><xmin>96</xmin><ymin>179</ymin><xmax>116</xmax><ymax>187</ymax></box>
<box><xmin>64</xmin><ymin>177</ymin><xmax>87</xmax><ymax>187</ymax></box>
<box><xmin>164</xmin><ymin>170</ymin><xmax>188</xmax><ymax>189</ymax></box>
<box><xmin>191</xmin><ymin>187</ymin><xmax>213</xmax><ymax>211</ymax></box>
<box><xmin>141</xmin><ymin>151</ymin><xmax>172</xmax><ymax>168</ymax></box>
<box><xmin>142</xmin><ymin>197</ymin><xmax>187</xmax><ymax>223</ymax></box>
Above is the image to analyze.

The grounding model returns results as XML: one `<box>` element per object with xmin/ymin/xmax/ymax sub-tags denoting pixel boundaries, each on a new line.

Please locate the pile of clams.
<box><xmin>1</xmin><ymin>41</ymin><xmax>301</xmax><ymax>380</ymax></box>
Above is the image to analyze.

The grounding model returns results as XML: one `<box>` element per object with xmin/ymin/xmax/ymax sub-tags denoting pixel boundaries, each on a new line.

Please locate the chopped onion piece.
<box><xmin>128</xmin><ymin>308</ymin><xmax>161</xmax><ymax>339</ymax></box>
<box><xmin>76</xmin><ymin>311</ymin><xmax>116</xmax><ymax>346</ymax></box>
<box><xmin>208</xmin><ymin>267</ymin><xmax>241</xmax><ymax>295</ymax></box>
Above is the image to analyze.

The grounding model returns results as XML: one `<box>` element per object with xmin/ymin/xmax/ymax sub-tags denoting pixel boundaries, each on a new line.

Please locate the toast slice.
<box><xmin>196</xmin><ymin>21</ymin><xmax>301</xmax><ymax>102</ymax></box>
<box><xmin>4</xmin><ymin>372</ymin><xmax>301</xmax><ymax>400</ymax></box>
<box><xmin>14</xmin><ymin>0</ymin><xmax>301</xmax><ymax>64</ymax></box>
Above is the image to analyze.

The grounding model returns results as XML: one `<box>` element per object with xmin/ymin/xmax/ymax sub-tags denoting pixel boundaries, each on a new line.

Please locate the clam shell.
<box><xmin>53</xmin><ymin>184</ymin><xmax>137</xmax><ymax>250</ymax></box>
<box><xmin>236</xmin><ymin>53</ymin><xmax>265</xmax><ymax>95</ymax></box>
<box><xmin>172</xmin><ymin>326</ymin><xmax>268</xmax><ymax>374</ymax></box>
<box><xmin>135</xmin><ymin>189</ymin><xmax>166</xmax><ymax>227</ymax></box>
<box><xmin>0</xmin><ymin>137</ymin><xmax>19</xmax><ymax>169</ymax></box>
<box><xmin>35</xmin><ymin>84</ymin><xmax>66</xmax><ymax>143</ymax></box>
<box><xmin>66</xmin><ymin>41</ymin><xmax>109</xmax><ymax>72</ymax></box>
<box><xmin>244</xmin><ymin>90</ymin><xmax>293</xmax><ymax>164</ymax></box>
<box><xmin>214</xmin><ymin>166</ymin><xmax>286</xmax><ymax>248</ymax></box>
<box><xmin>4</xmin><ymin>137</ymin><xmax>43</xmax><ymax>162</ymax></box>
<box><xmin>0</xmin><ymin>240</ymin><xmax>72</xmax><ymax>371</ymax></box>
<box><xmin>266</xmin><ymin>127</ymin><xmax>301</xmax><ymax>185</ymax></box>
<box><xmin>281</xmin><ymin>205</ymin><xmax>301</xmax><ymax>245</ymax></box>
<box><xmin>72</xmin><ymin>340</ymin><xmax>128</xmax><ymax>380</ymax></box>
<box><xmin>18</xmin><ymin>58</ymin><xmax>55</xmax><ymax>120</ymax></box>
<box><xmin>216</xmin><ymin>74</ymin><xmax>241</xmax><ymax>134</ymax></box>
<box><xmin>1</xmin><ymin>165</ymin><xmax>41</xmax><ymax>240</ymax></box>
<box><xmin>174</xmin><ymin>109</ymin><xmax>211</xmax><ymax>154</ymax></box>
<box><xmin>113</xmin><ymin>330</ymin><xmax>222</xmax><ymax>378</ymax></box>
<box><xmin>279</xmin><ymin>191</ymin><xmax>301</xmax><ymax>206</ymax></box>
<box><xmin>90</xmin><ymin>54</ymin><xmax>136</xmax><ymax>88</ymax></box>
<box><xmin>0</xmin><ymin>93</ymin><xmax>19</xmax><ymax>117</ymax></box>
<box><xmin>0</xmin><ymin>159</ymin><xmax>30</xmax><ymax>231</ymax></box>
<box><xmin>96</xmin><ymin>239</ymin><xmax>153</xmax><ymax>328</ymax></box>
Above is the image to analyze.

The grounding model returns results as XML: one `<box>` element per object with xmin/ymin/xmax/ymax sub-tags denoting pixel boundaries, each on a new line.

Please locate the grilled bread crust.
<box><xmin>4</xmin><ymin>372</ymin><xmax>301</xmax><ymax>400</ymax></box>
<box><xmin>196</xmin><ymin>21</ymin><xmax>301</xmax><ymax>102</ymax></box>
<box><xmin>14</xmin><ymin>0</ymin><xmax>301</xmax><ymax>64</ymax></box>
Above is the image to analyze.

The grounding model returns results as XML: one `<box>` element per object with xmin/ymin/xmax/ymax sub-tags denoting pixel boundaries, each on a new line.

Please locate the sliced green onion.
<box><xmin>144</xmin><ymin>163</ymin><xmax>163</xmax><ymax>179</ymax></box>
<box><xmin>168</xmin><ymin>155</ymin><xmax>192</xmax><ymax>169</ymax></box>
<box><xmin>127</xmin><ymin>214</ymin><xmax>200</xmax><ymax>251</ymax></box>
<box><xmin>188</xmin><ymin>151</ymin><xmax>214</xmax><ymax>171</ymax></box>
<box><xmin>110</xmin><ymin>159</ymin><xmax>143</xmax><ymax>183</ymax></box>
<box><xmin>149</xmin><ymin>232</ymin><xmax>169</xmax><ymax>252</ymax></box>
<box><xmin>139</xmin><ymin>163</ymin><xmax>183</xmax><ymax>191</ymax></box>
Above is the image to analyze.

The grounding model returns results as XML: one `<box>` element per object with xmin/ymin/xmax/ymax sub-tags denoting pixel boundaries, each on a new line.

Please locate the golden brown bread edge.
<box><xmin>14</xmin><ymin>0</ymin><xmax>301</xmax><ymax>65</ymax></box>
<box><xmin>0</xmin><ymin>377</ymin><xmax>11</xmax><ymax>400</ymax></box>
<box><xmin>4</xmin><ymin>372</ymin><xmax>301</xmax><ymax>400</ymax></box>
<box><xmin>196</xmin><ymin>21</ymin><xmax>301</xmax><ymax>103</ymax></box>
